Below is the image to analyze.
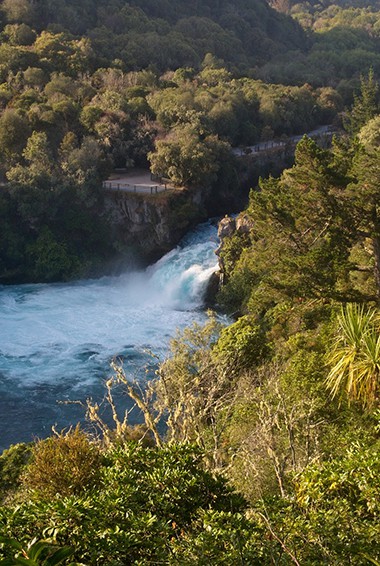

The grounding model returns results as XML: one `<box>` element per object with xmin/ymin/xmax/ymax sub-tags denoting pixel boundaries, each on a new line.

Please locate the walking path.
<box><xmin>231</xmin><ymin>125</ymin><xmax>333</xmax><ymax>156</ymax></box>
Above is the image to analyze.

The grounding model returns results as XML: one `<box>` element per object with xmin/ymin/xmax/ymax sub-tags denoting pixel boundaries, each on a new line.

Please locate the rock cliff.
<box><xmin>104</xmin><ymin>187</ymin><xmax>208</xmax><ymax>265</ymax></box>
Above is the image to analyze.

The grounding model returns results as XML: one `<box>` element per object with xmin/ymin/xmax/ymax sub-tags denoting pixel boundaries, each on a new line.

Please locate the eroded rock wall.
<box><xmin>104</xmin><ymin>187</ymin><xmax>208</xmax><ymax>265</ymax></box>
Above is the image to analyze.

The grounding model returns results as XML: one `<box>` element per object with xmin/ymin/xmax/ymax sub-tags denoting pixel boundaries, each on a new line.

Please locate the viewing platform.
<box><xmin>103</xmin><ymin>169</ymin><xmax>174</xmax><ymax>194</ymax></box>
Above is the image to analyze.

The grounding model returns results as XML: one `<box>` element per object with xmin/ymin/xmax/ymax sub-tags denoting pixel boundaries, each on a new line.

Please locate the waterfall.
<box><xmin>0</xmin><ymin>221</ymin><xmax>219</xmax><ymax>450</ymax></box>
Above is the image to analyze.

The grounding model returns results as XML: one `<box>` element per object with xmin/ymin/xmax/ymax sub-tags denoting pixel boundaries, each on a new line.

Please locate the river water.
<box><xmin>0</xmin><ymin>222</ymin><xmax>219</xmax><ymax>451</ymax></box>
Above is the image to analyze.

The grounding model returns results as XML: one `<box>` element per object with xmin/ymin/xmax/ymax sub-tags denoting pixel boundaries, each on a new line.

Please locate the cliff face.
<box><xmin>104</xmin><ymin>187</ymin><xmax>208</xmax><ymax>265</ymax></box>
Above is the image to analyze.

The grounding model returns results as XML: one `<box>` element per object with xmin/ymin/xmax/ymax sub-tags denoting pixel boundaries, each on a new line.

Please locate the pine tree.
<box><xmin>345</xmin><ymin>68</ymin><xmax>379</xmax><ymax>136</ymax></box>
<box><xmin>348</xmin><ymin>116</ymin><xmax>380</xmax><ymax>300</ymax></box>
<box><xmin>240</xmin><ymin>137</ymin><xmax>355</xmax><ymax>309</ymax></box>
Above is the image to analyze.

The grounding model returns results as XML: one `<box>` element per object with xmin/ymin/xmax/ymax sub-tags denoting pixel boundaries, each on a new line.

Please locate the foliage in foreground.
<box><xmin>0</xmin><ymin>444</ymin><xmax>31</xmax><ymax>503</ymax></box>
<box><xmin>0</xmin><ymin>441</ymin><xmax>272</xmax><ymax>565</ymax></box>
<box><xmin>0</xmin><ymin>536</ymin><xmax>75</xmax><ymax>566</ymax></box>
<box><xmin>1</xmin><ymin>432</ymin><xmax>380</xmax><ymax>565</ymax></box>
<box><xmin>326</xmin><ymin>303</ymin><xmax>380</xmax><ymax>408</ymax></box>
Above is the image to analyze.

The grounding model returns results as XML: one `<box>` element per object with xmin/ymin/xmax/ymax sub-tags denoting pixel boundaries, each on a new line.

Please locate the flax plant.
<box><xmin>326</xmin><ymin>303</ymin><xmax>380</xmax><ymax>408</ymax></box>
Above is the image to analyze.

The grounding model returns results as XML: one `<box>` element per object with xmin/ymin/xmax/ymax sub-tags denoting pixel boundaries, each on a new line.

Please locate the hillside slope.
<box><xmin>0</xmin><ymin>0</ymin><xmax>306</xmax><ymax>72</ymax></box>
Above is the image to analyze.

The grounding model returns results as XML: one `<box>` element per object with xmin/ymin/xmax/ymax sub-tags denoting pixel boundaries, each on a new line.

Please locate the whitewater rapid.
<box><xmin>0</xmin><ymin>222</ymin><xmax>219</xmax><ymax>451</ymax></box>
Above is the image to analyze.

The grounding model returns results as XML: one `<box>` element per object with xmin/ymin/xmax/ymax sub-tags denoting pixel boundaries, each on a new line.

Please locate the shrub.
<box><xmin>0</xmin><ymin>443</ymin><xmax>32</xmax><ymax>502</ymax></box>
<box><xmin>0</xmin><ymin>444</ymin><xmax>255</xmax><ymax>565</ymax></box>
<box><xmin>21</xmin><ymin>426</ymin><xmax>102</xmax><ymax>499</ymax></box>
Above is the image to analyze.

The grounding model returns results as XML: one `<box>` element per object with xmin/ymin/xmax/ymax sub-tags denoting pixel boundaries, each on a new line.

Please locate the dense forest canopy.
<box><xmin>0</xmin><ymin>0</ymin><xmax>379</xmax><ymax>283</ymax></box>
<box><xmin>0</xmin><ymin>0</ymin><xmax>306</xmax><ymax>72</ymax></box>
<box><xmin>1</xmin><ymin>0</ymin><xmax>380</xmax><ymax>283</ymax></box>
<box><xmin>271</xmin><ymin>0</ymin><xmax>380</xmax><ymax>18</ymax></box>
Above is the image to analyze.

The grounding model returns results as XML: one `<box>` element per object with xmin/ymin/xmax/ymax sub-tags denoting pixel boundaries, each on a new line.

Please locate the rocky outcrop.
<box><xmin>218</xmin><ymin>216</ymin><xmax>237</xmax><ymax>239</ymax></box>
<box><xmin>236</xmin><ymin>214</ymin><xmax>255</xmax><ymax>234</ymax></box>
<box><xmin>204</xmin><ymin>270</ymin><xmax>221</xmax><ymax>307</ymax></box>
<box><xmin>104</xmin><ymin>187</ymin><xmax>208</xmax><ymax>265</ymax></box>
<box><xmin>217</xmin><ymin>213</ymin><xmax>253</xmax><ymax>248</ymax></box>
<box><xmin>215</xmin><ymin>213</ymin><xmax>254</xmax><ymax>284</ymax></box>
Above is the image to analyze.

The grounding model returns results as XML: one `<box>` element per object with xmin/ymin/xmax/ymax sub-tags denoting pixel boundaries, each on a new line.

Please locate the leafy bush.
<box><xmin>21</xmin><ymin>426</ymin><xmax>102</xmax><ymax>499</ymax></box>
<box><xmin>0</xmin><ymin>444</ymin><xmax>32</xmax><ymax>502</ymax></box>
<box><xmin>0</xmin><ymin>443</ymin><xmax>254</xmax><ymax>565</ymax></box>
<box><xmin>212</xmin><ymin>315</ymin><xmax>270</xmax><ymax>373</ymax></box>
<box><xmin>276</xmin><ymin>442</ymin><xmax>380</xmax><ymax>564</ymax></box>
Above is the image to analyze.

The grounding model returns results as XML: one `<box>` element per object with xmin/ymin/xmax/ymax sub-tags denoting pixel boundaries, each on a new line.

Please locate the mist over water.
<box><xmin>0</xmin><ymin>222</ymin><xmax>219</xmax><ymax>451</ymax></box>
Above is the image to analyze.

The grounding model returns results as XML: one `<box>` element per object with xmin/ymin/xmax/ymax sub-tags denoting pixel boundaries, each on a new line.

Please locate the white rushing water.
<box><xmin>0</xmin><ymin>222</ymin><xmax>219</xmax><ymax>451</ymax></box>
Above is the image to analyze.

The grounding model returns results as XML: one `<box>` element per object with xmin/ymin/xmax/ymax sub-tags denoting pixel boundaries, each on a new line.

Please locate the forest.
<box><xmin>1</xmin><ymin>0</ymin><xmax>380</xmax><ymax>564</ymax></box>
<box><xmin>0</xmin><ymin>0</ymin><xmax>380</xmax><ymax>281</ymax></box>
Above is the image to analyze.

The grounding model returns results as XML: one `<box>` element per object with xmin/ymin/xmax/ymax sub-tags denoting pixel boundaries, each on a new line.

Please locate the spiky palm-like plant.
<box><xmin>0</xmin><ymin>537</ymin><xmax>75</xmax><ymax>566</ymax></box>
<box><xmin>326</xmin><ymin>303</ymin><xmax>380</xmax><ymax>408</ymax></box>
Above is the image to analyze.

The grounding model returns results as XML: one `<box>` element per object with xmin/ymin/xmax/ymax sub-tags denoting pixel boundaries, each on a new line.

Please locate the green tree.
<box><xmin>283</xmin><ymin>442</ymin><xmax>380</xmax><ymax>564</ymax></box>
<box><xmin>348</xmin><ymin>116</ymin><xmax>380</xmax><ymax>299</ymax></box>
<box><xmin>1</xmin><ymin>0</ymin><xmax>35</xmax><ymax>25</ymax></box>
<box><xmin>60</xmin><ymin>136</ymin><xmax>107</xmax><ymax>187</ymax></box>
<box><xmin>212</xmin><ymin>315</ymin><xmax>269</xmax><ymax>374</ymax></box>
<box><xmin>148</xmin><ymin>125</ymin><xmax>229</xmax><ymax>187</ymax></box>
<box><xmin>345</xmin><ymin>69</ymin><xmax>379</xmax><ymax>135</ymax></box>
<box><xmin>7</xmin><ymin>131</ymin><xmax>54</xmax><ymax>187</ymax></box>
<box><xmin>26</xmin><ymin>228</ymin><xmax>80</xmax><ymax>282</ymax></box>
<box><xmin>219</xmin><ymin>137</ymin><xmax>355</xmax><ymax>314</ymax></box>
<box><xmin>2</xmin><ymin>24</ymin><xmax>36</xmax><ymax>46</ymax></box>
<box><xmin>0</xmin><ymin>109</ymin><xmax>30</xmax><ymax>165</ymax></box>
